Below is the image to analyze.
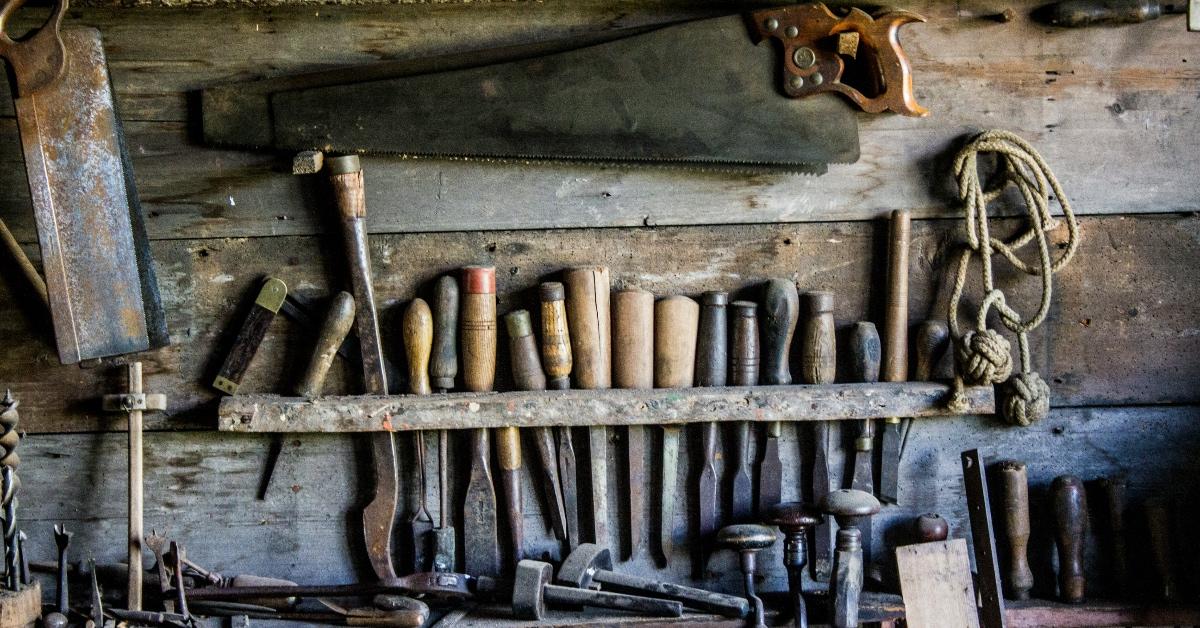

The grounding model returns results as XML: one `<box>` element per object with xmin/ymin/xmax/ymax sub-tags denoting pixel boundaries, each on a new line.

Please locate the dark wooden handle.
<box><xmin>402</xmin><ymin>298</ymin><xmax>433</xmax><ymax>395</ymax></box>
<box><xmin>913</xmin><ymin>513</ymin><xmax>948</xmax><ymax>543</ymax></box>
<box><xmin>848</xmin><ymin>322</ymin><xmax>881</xmax><ymax>384</ymax></box>
<box><xmin>563</xmin><ymin>267</ymin><xmax>611</xmax><ymax>390</ymax></box>
<box><xmin>654</xmin><ymin>296</ymin><xmax>699</xmax><ymax>389</ymax></box>
<box><xmin>539</xmin><ymin>282</ymin><xmax>572</xmax><ymax>390</ymax></box>
<box><xmin>1097</xmin><ymin>476</ymin><xmax>1128</xmax><ymax>595</ymax></box>
<box><xmin>297</xmin><ymin>291</ymin><xmax>356</xmax><ymax>398</ymax></box>
<box><xmin>761</xmin><ymin>279</ymin><xmax>799</xmax><ymax>386</ymax></box>
<box><xmin>214</xmin><ymin>277</ymin><xmax>287</xmax><ymax>395</ymax></box>
<box><xmin>695</xmin><ymin>291</ymin><xmax>729</xmax><ymax>387</ymax></box>
<box><xmin>1146</xmin><ymin>499</ymin><xmax>1176</xmax><ymax>601</ymax></box>
<box><xmin>506</xmin><ymin>310</ymin><xmax>547</xmax><ymax>392</ymax></box>
<box><xmin>460</xmin><ymin>266</ymin><xmax>496</xmax><ymax>393</ymax></box>
<box><xmin>913</xmin><ymin>320</ymin><xmax>949</xmax><ymax>382</ymax></box>
<box><xmin>431</xmin><ymin>275</ymin><xmax>460</xmax><ymax>392</ymax></box>
<box><xmin>1051</xmin><ymin>475</ymin><xmax>1088</xmax><ymax>603</ymax></box>
<box><xmin>800</xmin><ymin>291</ymin><xmax>836</xmax><ymax>385</ymax></box>
<box><xmin>997</xmin><ymin>459</ymin><xmax>1033</xmax><ymax>600</ymax></box>
<box><xmin>882</xmin><ymin>209</ymin><xmax>910</xmax><ymax>383</ymax></box>
<box><xmin>613</xmin><ymin>289</ymin><xmax>655</xmax><ymax>389</ymax></box>
<box><xmin>729</xmin><ymin>301</ymin><xmax>759</xmax><ymax>387</ymax></box>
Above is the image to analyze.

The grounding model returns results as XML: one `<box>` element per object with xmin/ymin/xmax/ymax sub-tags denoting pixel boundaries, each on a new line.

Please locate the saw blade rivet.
<box><xmin>785</xmin><ymin>25</ymin><xmax>799</xmax><ymax>38</ymax></box>
<box><xmin>789</xmin><ymin>76</ymin><xmax>805</xmax><ymax>90</ymax></box>
<box><xmin>811</xmin><ymin>72</ymin><xmax>824</xmax><ymax>86</ymax></box>
<box><xmin>793</xmin><ymin>47</ymin><xmax>817</xmax><ymax>69</ymax></box>
<box><xmin>764</xmin><ymin>17</ymin><xmax>779</xmax><ymax>31</ymax></box>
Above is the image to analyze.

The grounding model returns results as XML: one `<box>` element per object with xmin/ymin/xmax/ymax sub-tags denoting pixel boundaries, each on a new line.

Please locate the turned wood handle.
<box><xmin>761</xmin><ymin>279</ymin><xmax>799</xmax><ymax>386</ymax></box>
<box><xmin>506</xmin><ymin>310</ymin><xmax>546</xmax><ymax>392</ymax></box>
<box><xmin>539</xmin><ymin>282</ymin><xmax>572</xmax><ymax>390</ymax></box>
<box><xmin>296</xmin><ymin>291</ymin><xmax>355</xmax><ymax>398</ymax></box>
<box><xmin>402</xmin><ymin>298</ymin><xmax>433</xmax><ymax>395</ymax></box>
<box><xmin>883</xmin><ymin>209</ymin><xmax>910</xmax><ymax>383</ymax></box>
<box><xmin>848</xmin><ymin>322</ymin><xmax>881</xmax><ymax>384</ymax></box>
<box><xmin>695</xmin><ymin>291</ymin><xmax>729</xmax><ymax>387</ymax></box>
<box><xmin>613</xmin><ymin>289</ymin><xmax>655</xmax><ymax>389</ymax></box>
<box><xmin>913</xmin><ymin>320</ymin><xmax>949</xmax><ymax>382</ymax></box>
<box><xmin>729</xmin><ymin>301</ymin><xmax>759</xmax><ymax>387</ymax></box>
<box><xmin>800</xmin><ymin>291</ymin><xmax>836</xmax><ymax>385</ymax></box>
<box><xmin>460</xmin><ymin>267</ymin><xmax>497</xmax><ymax>393</ymax></box>
<box><xmin>1051</xmin><ymin>475</ymin><xmax>1088</xmax><ymax>603</ymax></box>
<box><xmin>1097</xmin><ymin>476</ymin><xmax>1128</xmax><ymax>595</ymax></box>
<box><xmin>431</xmin><ymin>275</ymin><xmax>460</xmax><ymax>392</ymax></box>
<box><xmin>997</xmin><ymin>459</ymin><xmax>1034</xmax><ymax>600</ymax></box>
<box><xmin>913</xmin><ymin>513</ymin><xmax>949</xmax><ymax>543</ymax></box>
<box><xmin>654</xmin><ymin>296</ymin><xmax>699</xmax><ymax>389</ymax></box>
<box><xmin>1146</xmin><ymin>499</ymin><xmax>1176</xmax><ymax>601</ymax></box>
<box><xmin>563</xmin><ymin>267</ymin><xmax>611</xmax><ymax>390</ymax></box>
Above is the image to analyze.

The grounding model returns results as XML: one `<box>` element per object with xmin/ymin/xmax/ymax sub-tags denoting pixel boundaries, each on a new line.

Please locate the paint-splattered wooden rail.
<box><xmin>218</xmin><ymin>383</ymin><xmax>994</xmax><ymax>432</ymax></box>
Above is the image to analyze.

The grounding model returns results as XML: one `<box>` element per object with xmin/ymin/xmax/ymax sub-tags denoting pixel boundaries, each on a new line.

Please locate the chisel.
<box><xmin>695</xmin><ymin>291</ymin><xmax>728</xmax><ymax>548</ymax></box>
<box><xmin>879</xmin><ymin>209</ymin><xmax>911</xmax><ymax>505</ymax></box>
<box><xmin>900</xmin><ymin>321</ymin><xmax>951</xmax><ymax>456</ymax></box>
<box><xmin>506</xmin><ymin>310</ymin><xmax>568</xmax><ymax>546</ymax></box>
<box><xmin>539</xmin><ymin>282</ymin><xmax>580</xmax><ymax>550</ymax></box>
<box><xmin>613</xmin><ymin>289</ymin><xmax>655</xmax><ymax>560</ymax></box>
<box><xmin>759</xmin><ymin>279</ymin><xmax>798</xmax><ymax>516</ymax></box>
<box><xmin>402</xmin><ymin>298</ymin><xmax>435</xmax><ymax>572</ymax></box>
<box><xmin>429</xmin><ymin>276</ymin><xmax>458</xmax><ymax>572</ymax></box>
<box><xmin>461</xmin><ymin>266</ymin><xmax>501</xmax><ymax>577</ymax></box>
<box><xmin>729</xmin><ymin>301</ymin><xmax>759</xmax><ymax>523</ymax></box>
<box><xmin>564</xmin><ymin>267</ymin><xmax>613</xmax><ymax>547</ymax></box>
<box><xmin>500</xmin><ymin>310</ymin><xmax>548</xmax><ymax>564</ymax></box>
<box><xmin>800</xmin><ymin>290</ymin><xmax>836</xmax><ymax>582</ymax></box>
<box><xmin>327</xmin><ymin>155</ymin><xmax>398</xmax><ymax>581</ymax></box>
<box><xmin>654</xmin><ymin>295</ymin><xmax>699</xmax><ymax>565</ymax></box>
<box><xmin>846</xmin><ymin>321</ymin><xmax>880</xmax><ymax>569</ymax></box>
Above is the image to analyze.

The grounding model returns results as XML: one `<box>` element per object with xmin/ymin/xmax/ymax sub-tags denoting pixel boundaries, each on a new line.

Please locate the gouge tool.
<box><xmin>695</xmin><ymin>291</ymin><xmax>727</xmax><ymax>553</ymax></box>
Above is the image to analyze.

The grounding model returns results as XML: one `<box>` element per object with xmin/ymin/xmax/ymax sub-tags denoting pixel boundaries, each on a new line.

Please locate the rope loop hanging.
<box><xmin>944</xmin><ymin>130</ymin><xmax>1081</xmax><ymax>426</ymax></box>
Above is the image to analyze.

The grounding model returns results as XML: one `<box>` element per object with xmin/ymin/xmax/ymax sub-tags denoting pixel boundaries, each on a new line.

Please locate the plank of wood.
<box><xmin>1006</xmin><ymin>599</ymin><xmax>1200</xmax><ymax>628</ymax></box>
<box><xmin>896</xmin><ymin>539</ymin><xmax>981</xmax><ymax>628</ymax></box>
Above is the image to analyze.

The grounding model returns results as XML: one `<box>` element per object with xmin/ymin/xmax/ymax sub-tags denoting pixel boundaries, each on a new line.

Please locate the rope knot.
<box><xmin>956</xmin><ymin>329</ymin><xmax>1013</xmax><ymax>385</ymax></box>
<box><xmin>1001</xmin><ymin>371</ymin><xmax>1051</xmax><ymax>427</ymax></box>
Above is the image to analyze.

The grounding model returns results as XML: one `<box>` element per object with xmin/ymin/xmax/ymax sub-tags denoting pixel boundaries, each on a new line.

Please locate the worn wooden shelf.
<box><xmin>217</xmin><ymin>382</ymin><xmax>994</xmax><ymax>433</ymax></box>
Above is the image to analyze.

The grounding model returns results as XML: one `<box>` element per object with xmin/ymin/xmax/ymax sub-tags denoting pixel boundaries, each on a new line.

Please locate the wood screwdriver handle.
<box><xmin>801</xmin><ymin>292</ymin><xmax>836</xmax><ymax>385</ymax></box>
<box><xmin>654</xmin><ymin>296</ymin><xmax>700</xmax><ymax>389</ymax></box>
<box><xmin>1051</xmin><ymin>475</ymin><xmax>1088</xmax><ymax>603</ymax></box>
<box><xmin>564</xmin><ymin>267</ymin><xmax>611</xmax><ymax>390</ymax></box>
<box><xmin>613</xmin><ymin>289</ymin><xmax>655</xmax><ymax>389</ymax></box>
<box><xmin>695</xmin><ymin>292</ymin><xmax>729</xmax><ymax>387</ymax></box>
<box><xmin>883</xmin><ymin>209</ymin><xmax>910</xmax><ymax>383</ymax></box>
<box><xmin>761</xmin><ymin>279</ymin><xmax>799</xmax><ymax>386</ymax></box>
<box><xmin>997</xmin><ymin>459</ymin><xmax>1034</xmax><ymax>601</ymax></box>
<box><xmin>403</xmin><ymin>298</ymin><xmax>433</xmax><ymax>395</ymax></box>
<box><xmin>296</xmin><ymin>291</ymin><xmax>355</xmax><ymax>398</ymax></box>
<box><xmin>431</xmin><ymin>276</ymin><xmax>460</xmax><ymax>391</ymax></box>
<box><xmin>460</xmin><ymin>267</ymin><xmax>497</xmax><ymax>393</ymax></box>
<box><xmin>539</xmin><ymin>282</ymin><xmax>573</xmax><ymax>390</ymax></box>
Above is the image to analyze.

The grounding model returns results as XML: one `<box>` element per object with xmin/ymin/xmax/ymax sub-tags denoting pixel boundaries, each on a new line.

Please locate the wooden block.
<box><xmin>0</xmin><ymin>581</ymin><xmax>40</xmax><ymax>628</ymax></box>
<box><xmin>896</xmin><ymin>539</ymin><xmax>980</xmax><ymax>628</ymax></box>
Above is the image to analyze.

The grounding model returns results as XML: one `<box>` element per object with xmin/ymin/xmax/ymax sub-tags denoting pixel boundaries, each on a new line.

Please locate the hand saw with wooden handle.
<box><xmin>1</xmin><ymin>0</ymin><xmax>167</xmax><ymax>364</ymax></box>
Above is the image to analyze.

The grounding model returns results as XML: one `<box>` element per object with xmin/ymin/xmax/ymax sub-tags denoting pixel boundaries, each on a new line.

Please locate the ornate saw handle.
<box><xmin>0</xmin><ymin>0</ymin><xmax>67</xmax><ymax>97</ymax></box>
<box><xmin>750</xmin><ymin>3</ymin><xmax>928</xmax><ymax>117</ymax></box>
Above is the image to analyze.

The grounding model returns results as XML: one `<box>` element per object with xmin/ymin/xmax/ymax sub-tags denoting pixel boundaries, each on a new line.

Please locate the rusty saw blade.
<box><xmin>2</xmin><ymin>8</ymin><xmax>167</xmax><ymax>364</ymax></box>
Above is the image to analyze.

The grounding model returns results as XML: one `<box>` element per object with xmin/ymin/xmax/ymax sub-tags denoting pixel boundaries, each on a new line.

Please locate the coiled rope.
<box><xmin>945</xmin><ymin>131</ymin><xmax>1081</xmax><ymax>426</ymax></box>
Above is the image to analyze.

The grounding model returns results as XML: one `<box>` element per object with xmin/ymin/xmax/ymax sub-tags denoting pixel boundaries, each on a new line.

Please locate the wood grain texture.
<box><xmin>895</xmin><ymin>539</ymin><xmax>980</xmax><ymax>628</ymax></box>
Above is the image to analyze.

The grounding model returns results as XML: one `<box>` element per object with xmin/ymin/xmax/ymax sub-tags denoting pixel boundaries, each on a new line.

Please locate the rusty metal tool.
<box><xmin>47</xmin><ymin>524</ymin><xmax>71</xmax><ymax>627</ymax></box>
<box><xmin>1051</xmin><ymin>475</ymin><xmax>1088</xmax><ymax>603</ymax></box>
<box><xmin>1146</xmin><ymin>498</ymin><xmax>1176</xmax><ymax>600</ymax></box>
<box><xmin>846</xmin><ymin>322</ymin><xmax>880</xmax><ymax>570</ymax></box>
<box><xmin>564</xmin><ymin>267</ymin><xmax>612</xmax><ymax>547</ymax></box>
<box><xmin>296</xmin><ymin>291</ymin><xmax>355</xmax><ymax>399</ymax></box>
<box><xmin>1096</xmin><ymin>476</ymin><xmax>1128</xmax><ymax>596</ymax></box>
<box><xmin>717</xmin><ymin>525</ymin><xmax>776</xmax><ymax>628</ymax></box>
<box><xmin>654</xmin><ymin>295</ymin><xmax>699</xmax><ymax>565</ymax></box>
<box><xmin>539</xmin><ymin>281</ymin><xmax>579</xmax><ymax>551</ymax></box>
<box><xmin>728</xmin><ymin>300</ymin><xmax>758</xmax><ymax>523</ymax></box>
<box><xmin>821</xmin><ymin>489</ymin><xmax>880</xmax><ymax>628</ymax></box>
<box><xmin>694</xmin><ymin>292</ymin><xmax>727</xmax><ymax>550</ymax></box>
<box><xmin>430</xmin><ymin>275</ymin><xmax>458</xmax><ymax>571</ymax></box>
<box><xmin>765</xmin><ymin>502</ymin><xmax>821</xmax><ymax>628</ymax></box>
<box><xmin>327</xmin><ymin>154</ymin><xmax>399</xmax><ymax>582</ymax></box>
<box><xmin>996</xmin><ymin>460</ymin><xmax>1033</xmax><ymax>601</ymax></box>
<box><xmin>879</xmin><ymin>209</ymin><xmax>911</xmax><ymax>505</ymax></box>
<box><xmin>403</xmin><ymin>298</ymin><xmax>435</xmax><ymax>573</ymax></box>
<box><xmin>511</xmin><ymin>559</ymin><xmax>683</xmax><ymax>621</ymax></box>
<box><xmin>0</xmin><ymin>0</ymin><xmax>168</xmax><ymax>364</ymax></box>
<box><xmin>1033</xmin><ymin>0</ymin><xmax>1187</xmax><ymax>26</ymax></box>
<box><xmin>102</xmin><ymin>363</ymin><xmax>167</xmax><ymax>611</ymax></box>
<box><xmin>183</xmin><ymin>572</ymin><xmax>474</xmax><ymax>605</ymax></box>
<box><xmin>213</xmin><ymin>277</ymin><xmax>287</xmax><ymax>395</ymax></box>
<box><xmin>760</xmin><ymin>279</ymin><xmax>798</xmax><ymax>517</ymax></box>
<box><xmin>800</xmin><ymin>290</ymin><xmax>836</xmax><ymax>582</ymax></box>
<box><xmin>557</xmin><ymin>543</ymin><xmax>749</xmax><ymax>617</ymax></box>
<box><xmin>461</xmin><ymin>266</ymin><xmax>501</xmax><ymax>577</ymax></box>
<box><xmin>0</xmin><ymin>218</ymin><xmax>48</xmax><ymax>311</ymax></box>
<box><xmin>613</xmin><ymin>289</ymin><xmax>655</xmax><ymax>560</ymax></box>
<box><xmin>961</xmin><ymin>449</ymin><xmax>1007</xmax><ymax>628</ymax></box>
<box><xmin>507</xmin><ymin>309</ymin><xmax>568</xmax><ymax>547</ymax></box>
<box><xmin>0</xmin><ymin>392</ymin><xmax>20</xmax><ymax>592</ymax></box>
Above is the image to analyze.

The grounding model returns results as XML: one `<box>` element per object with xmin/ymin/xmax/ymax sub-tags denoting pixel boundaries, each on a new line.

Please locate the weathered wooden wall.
<box><xmin>0</xmin><ymin>1</ymin><xmax>1197</xmax><ymax>625</ymax></box>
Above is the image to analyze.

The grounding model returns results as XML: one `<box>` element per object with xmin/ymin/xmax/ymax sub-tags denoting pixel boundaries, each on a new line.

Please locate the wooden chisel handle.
<box><xmin>800</xmin><ymin>291</ymin><xmax>835</xmax><ymax>385</ymax></box>
<box><xmin>613</xmin><ymin>290</ymin><xmax>655</xmax><ymax>389</ymax></box>
<box><xmin>539</xmin><ymin>282</ymin><xmax>573</xmax><ymax>390</ymax></box>
<box><xmin>564</xmin><ymin>267</ymin><xmax>611</xmax><ymax>389</ymax></box>
<box><xmin>402</xmin><ymin>298</ymin><xmax>433</xmax><ymax>395</ymax></box>
<box><xmin>654</xmin><ymin>296</ymin><xmax>699</xmax><ymax>388</ymax></box>
<box><xmin>695</xmin><ymin>292</ymin><xmax>728</xmax><ymax>387</ymax></box>
<box><xmin>507</xmin><ymin>310</ymin><xmax>547</xmax><ymax>392</ymax></box>
<box><xmin>848</xmin><ymin>322</ymin><xmax>881</xmax><ymax>443</ymax></box>
<box><xmin>883</xmin><ymin>209</ymin><xmax>910</xmax><ymax>383</ymax></box>
<box><xmin>1146</xmin><ymin>499</ymin><xmax>1176</xmax><ymax>601</ymax></box>
<box><xmin>913</xmin><ymin>320</ymin><xmax>949</xmax><ymax>382</ymax></box>
<box><xmin>762</xmin><ymin>279</ymin><xmax>799</xmax><ymax>386</ymax></box>
<box><xmin>997</xmin><ymin>460</ymin><xmax>1033</xmax><ymax>601</ymax></box>
<box><xmin>431</xmin><ymin>276</ymin><xmax>459</xmax><ymax>392</ymax></box>
<box><xmin>461</xmin><ymin>267</ymin><xmax>497</xmax><ymax>393</ymax></box>
<box><xmin>296</xmin><ymin>291</ymin><xmax>355</xmax><ymax>398</ymax></box>
<box><xmin>729</xmin><ymin>301</ymin><xmax>759</xmax><ymax>387</ymax></box>
<box><xmin>1097</xmin><ymin>476</ymin><xmax>1128</xmax><ymax>596</ymax></box>
<box><xmin>1051</xmin><ymin>475</ymin><xmax>1088</xmax><ymax>603</ymax></box>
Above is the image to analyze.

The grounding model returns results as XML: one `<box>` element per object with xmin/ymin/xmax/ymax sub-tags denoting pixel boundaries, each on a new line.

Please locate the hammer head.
<box><xmin>557</xmin><ymin>543</ymin><xmax>612</xmax><ymax>590</ymax></box>
<box><xmin>511</xmin><ymin>560</ymin><xmax>551</xmax><ymax>620</ymax></box>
